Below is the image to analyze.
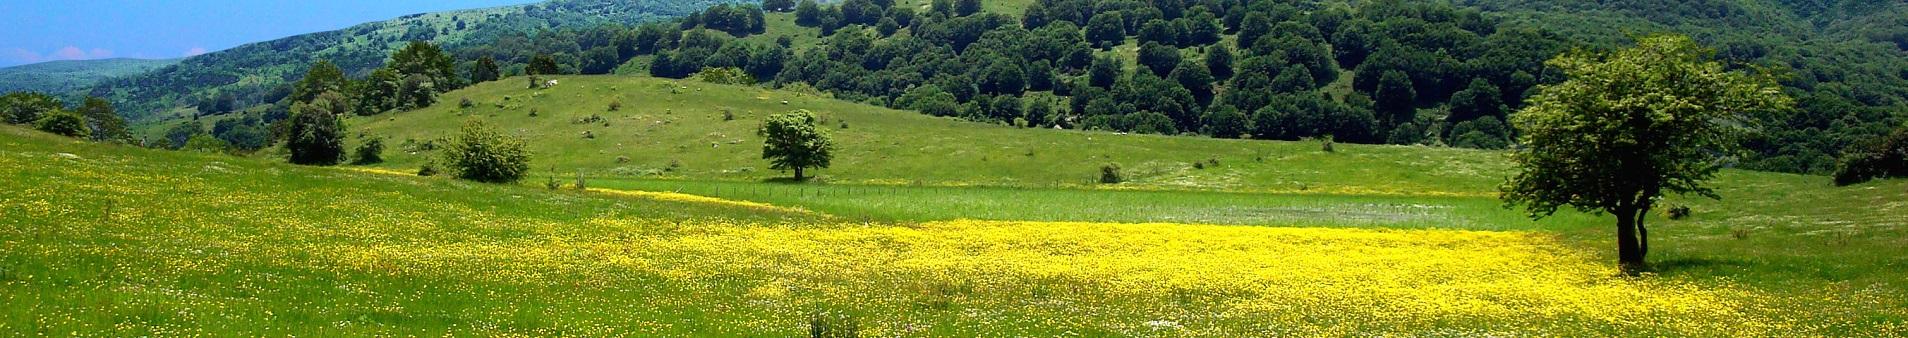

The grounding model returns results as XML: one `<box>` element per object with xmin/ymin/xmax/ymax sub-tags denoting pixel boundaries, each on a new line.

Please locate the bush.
<box><xmin>442</xmin><ymin>120</ymin><xmax>531</xmax><ymax>183</ymax></box>
<box><xmin>1665</xmin><ymin>205</ymin><xmax>1692</xmax><ymax>220</ymax></box>
<box><xmin>34</xmin><ymin>109</ymin><xmax>88</xmax><ymax>138</ymax></box>
<box><xmin>1099</xmin><ymin>163</ymin><xmax>1124</xmax><ymax>184</ymax></box>
<box><xmin>353</xmin><ymin>137</ymin><xmax>385</xmax><ymax>164</ymax></box>
<box><xmin>1832</xmin><ymin>126</ymin><xmax>1908</xmax><ymax>186</ymax></box>
<box><xmin>285</xmin><ymin>102</ymin><xmax>347</xmax><ymax>166</ymax></box>
<box><xmin>608</xmin><ymin>100</ymin><xmax>622</xmax><ymax>112</ymax></box>
<box><xmin>182</xmin><ymin>133</ymin><xmax>230</xmax><ymax>153</ymax></box>
<box><xmin>417</xmin><ymin>160</ymin><xmax>439</xmax><ymax>176</ymax></box>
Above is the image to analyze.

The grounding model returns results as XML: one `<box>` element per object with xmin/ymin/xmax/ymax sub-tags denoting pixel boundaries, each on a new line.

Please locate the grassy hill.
<box><xmin>349</xmin><ymin>73</ymin><xmax>1908</xmax><ymax>300</ymax></box>
<box><xmin>357</xmin><ymin>75</ymin><xmax>1512</xmax><ymax>195</ymax></box>
<box><xmin>6</xmin><ymin>108</ymin><xmax>1907</xmax><ymax>334</ymax></box>
<box><xmin>0</xmin><ymin>58</ymin><xmax>176</xmax><ymax>97</ymax></box>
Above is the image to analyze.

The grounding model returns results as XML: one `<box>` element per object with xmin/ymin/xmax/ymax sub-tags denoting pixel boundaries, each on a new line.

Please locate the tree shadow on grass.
<box><xmin>760</xmin><ymin>177</ymin><xmax>817</xmax><ymax>184</ymax></box>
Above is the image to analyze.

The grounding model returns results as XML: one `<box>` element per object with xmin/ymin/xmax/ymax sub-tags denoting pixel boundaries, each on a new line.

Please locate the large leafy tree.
<box><xmin>470</xmin><ymin>56</ymin><xmax>502</xmax><ymax>84</ymax></box>
<box><xmin>759</xmin><ymin>110</ymin><xmax>835</xmax><ymax>180</ymax></box>
<box><xmin>1502</xmin><ymin>35</ymin><xmax>1790</xmax><ymax>271</ymax></box>
<box><xmin>1</xmin><ymin>91</ymin><xmax>63</xmax><ymax>124</ymax></box>
<box><xmin>290</xmin><ymin>60</ymin><xmax>348</xmax><ymax>104</ymax></box>
<box><xmin>389</xmin><ymin>41</ymin><xmax>461</xmax><ymax>92</ymax></box>
<box><xmin>284</xmin><ymin>93</ymin><xmax>349</xmax><ymax>166</ymax></box>
<box><xmin>77</xmin><ymin>97</ymin><xmax>129</xmax><ymax>143</ymax></box>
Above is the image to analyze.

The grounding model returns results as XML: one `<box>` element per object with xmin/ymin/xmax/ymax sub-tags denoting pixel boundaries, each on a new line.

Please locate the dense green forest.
<box><xmin>83</xmin><ymin>0</ymin><xmax>753</xmax><ymax>121</ymax></box>
<box><xmin>43</xmin><ymin>0</ymin><xmax>1908</xmax><ymax>177</ymax></box>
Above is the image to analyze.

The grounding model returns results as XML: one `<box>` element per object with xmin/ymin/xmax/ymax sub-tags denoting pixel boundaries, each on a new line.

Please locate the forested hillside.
<box><xmin>59</xmin><ymin>0</ymin><xmax>1908</xmax><ymax>176</ymax></box>
<box><xmin>0</xmin><ymin>58</ymin><xmax>176</xmax><ymax>96</ymax></box>
<box><xmin>618</xmin><ymin>0</ymin><xmax>1904</xmax><ymax>174</ymax></box>
<box><xmin>1458</xmin><ymin>0</ymin><xmax>1908</xmax><ymax>173</ymax></box>
<box><xmin>84</xmin><ymin>0</ymin><xmax>750</xmax><ymax>121</ymax></box>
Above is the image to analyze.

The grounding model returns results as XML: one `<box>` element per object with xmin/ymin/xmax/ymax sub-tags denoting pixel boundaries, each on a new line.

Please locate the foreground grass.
<box><xmin>6</xmin><ymin>126</ymin><xmax>1906</xmax><ymax>335</ymax></box>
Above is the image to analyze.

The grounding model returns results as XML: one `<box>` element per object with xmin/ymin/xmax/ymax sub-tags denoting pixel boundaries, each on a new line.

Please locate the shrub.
<box><xmin>1666</xmin><ymin>205</ymin><xmax>1692</xmax><ymax>220</ymax></box>
<box><xmin>417</xmin><ymin>160</ymin><xmax>439</xmax><ymax>176</ymax></box>
<box><xmin>442</xmin><ymin>120</ymin><xmax>531</xmax><ymax>183</ymax></box>
<box><xmin>694</xmin><ymin>67</ymin><xmax>756</xmax><ymax>85</ymax></box>
<box><xmin>182</xmin><ymin>133</ymin><xmax>230</xmax><ymax>153</ymax></box>
<box><xmin>1099</xmin><ymin>163</ymin><xmax>1124</xmax><ymax>184</ymax></box>
<box><xmin>353</xmin><ymin>137</ymin><xmax>385</xmax><ymax>164</ymax></box>
<box><xmin>1832</xmin><ymin>126</ymin><xmax>1908</xmax><ymax>186</ymax></box>
<box><xmin>458</xmin><ymin>98</ymin><xmax>474</xmax><ymax>109</ymax></box>
<box><xmin>608</xmin><ymin>100</ymin><xmax>622</xmax><ymax>112</ymax></box>
<box><xmin>34</xmin><ymin>109</ymin><xmax>89</xmax><ymax>138</ymax></box>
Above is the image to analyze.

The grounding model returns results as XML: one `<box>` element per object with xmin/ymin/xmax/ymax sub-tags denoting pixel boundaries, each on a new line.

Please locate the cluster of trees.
<box><xmin>1457</xmin><ymin>0</ymin><xmax>1908</xmax><ymax>174</ymax></box>
<box><xmin>1</xmin><ymin>92</ymin><xmax>130</xmax><ymax>143</ymax></box>
<box><xmin>619</xmin><ymin>0</ymin><xmax>1567</xmax><ymax>149</ymax></box>
<box><xmin>279</xmin><ymin>41</ymin><xmax>488</xmax><ymax>164</ymax></box>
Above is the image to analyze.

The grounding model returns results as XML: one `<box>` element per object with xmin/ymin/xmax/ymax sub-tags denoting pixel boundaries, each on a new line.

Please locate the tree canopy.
<box><xmin>759</xmin><ymin>110</ymin><xmax>836</xmax><ymax>180</ymax></box>
<box><xmin>1502</xmin><ymin>35</ymin><xmax>1791</xmax><ymax>270</ymax></box>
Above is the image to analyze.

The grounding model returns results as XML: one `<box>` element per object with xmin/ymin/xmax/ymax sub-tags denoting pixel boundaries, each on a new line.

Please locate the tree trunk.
<box><xmin>794</xmin><ymin>167</ymin><xmax>805</xmax><ymax>181</ymax></box>
<box><xmin>1615</xmin><ymin>206</ymin><xmax>1646</xmax><ymax>273</ymax></box>
<box><xmin>1636</xmin><ymin>204</ymin><xmax>1651</xmax><ymax>259</ymax></box>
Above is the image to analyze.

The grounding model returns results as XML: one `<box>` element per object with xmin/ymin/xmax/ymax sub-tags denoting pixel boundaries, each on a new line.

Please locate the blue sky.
<box><xmin>0</xmin><ymin>0</ymin><xmax>540</xmax><ymax>67</ymax></box>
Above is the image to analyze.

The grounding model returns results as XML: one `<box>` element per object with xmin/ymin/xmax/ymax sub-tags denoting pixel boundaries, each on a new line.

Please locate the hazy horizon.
<box><xmin>0</xmin><ymin>0</ymin><xmax>540</xmax><ymax>68</ymax></box>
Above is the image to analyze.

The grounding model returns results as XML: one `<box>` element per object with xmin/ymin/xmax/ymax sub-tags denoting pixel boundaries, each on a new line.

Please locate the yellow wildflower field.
<box><xmin>2</xmin><ymin>136</ymin><xmax>1901</xmax><ymax>336</ymax></box>
<box><xmin>313</xmin><ymin>218</ymin><xmax>1899</xmax><ymax>336</ymax></box>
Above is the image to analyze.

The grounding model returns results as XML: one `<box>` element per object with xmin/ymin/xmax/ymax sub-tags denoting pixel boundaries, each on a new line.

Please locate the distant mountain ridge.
<box><xmin>0</xmin><ymin>58</ymin><xmax>178</xmax><ymax>99</ymax></box>
<box><xmin>86</xmin><ymin>0</ymin><xmax>751</xmax><ymax>121</ymax></box>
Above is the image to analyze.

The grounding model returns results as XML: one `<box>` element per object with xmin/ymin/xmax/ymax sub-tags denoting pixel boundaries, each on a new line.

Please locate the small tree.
<box><xmin>353</xmin><ymin>137</ymin><xmax>386</xmax><ymax>164</ymax></box>
<box><xmin>285</xmin><ymin>99</ymin><xmax>347</xmax><ymax>165</ymax></box>
<box><xmin>443</xmin><ymin>120</ymin><xmax>531</xmax><ymax>183</ymax></box>
<box><xmin>1099</xmin><ymin>163</ymin><xmax>1124</xmax><ymax>184</ymax></box>
<box><xmin>182</xmin><ymin>133</ymin><xmax>230</xmax><ymax>153</ymax></box>
<box><xmin>759</xmin><ymin>110</ymin><xmax>835</xmax><ymax>180</ymax></box>
<box><xmin>1501</xmin><ymin>35</ymin><xmax>1790</xmax><ymax>271</ymax></box>
<box><xmin>78</xmin><ymin>96</ymin><xmax>129</xmax><ymax>143</ymax></box>
<box><xmin>34</xmin><ymin>109</ymin><xmax>88</xmax><ymax>138</ymax></box>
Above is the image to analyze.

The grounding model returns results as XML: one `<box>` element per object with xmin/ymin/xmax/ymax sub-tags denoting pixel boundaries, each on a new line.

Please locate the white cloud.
<box><xmin>5</xmin><ymin>46</ymin><xmax>116</xmax><ymax>64</ymax></box>
<box><xmin>185</xmin><ymin>47</ymin><xmax>208</xmax><ymax>57</ymax></box>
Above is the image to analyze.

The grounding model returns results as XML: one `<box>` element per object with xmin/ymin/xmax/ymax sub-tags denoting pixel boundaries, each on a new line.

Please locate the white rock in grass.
<box><xmin>54</xmin><ymin>153</ymin><xmax>81</xmax><ymax>160</ymax></box>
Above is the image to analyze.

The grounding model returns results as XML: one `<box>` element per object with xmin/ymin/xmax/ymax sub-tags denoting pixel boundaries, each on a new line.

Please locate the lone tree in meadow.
<box><xmin>284</xmin><ymin>93</ymin><xmax>349</xmax><ymax>165</ymax></box>
<box><xmin>759</xmin><ymin>110</ymin><xmax>835</xmax><ymax>181</ymax></box>
<box><xmin>1502</xmin><ymin>35</ymin><xmax>1789</xmax><ymax>272</ymax></box>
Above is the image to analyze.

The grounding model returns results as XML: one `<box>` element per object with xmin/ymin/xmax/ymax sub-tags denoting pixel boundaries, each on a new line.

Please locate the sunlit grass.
<box><xmin>4</xmin><ymin>126</ymin><xmax>1904</xmax><ymax>335</ymax></box>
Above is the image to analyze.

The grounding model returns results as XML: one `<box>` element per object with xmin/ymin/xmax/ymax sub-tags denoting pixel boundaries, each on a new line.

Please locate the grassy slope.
<box><xmin>342</xmin><ymin>73</ymin><xmax>1908</xmax><ymax>324</ymax></box>
<box><xmin>359</xmin><ymin>75</ymin><xmax>1512</xmax><ymax>195</ymax></box>
<box><xmin>6</xmin><ymin>125</ymin><xmax>1904</xmax><ymax>335</ymax></box>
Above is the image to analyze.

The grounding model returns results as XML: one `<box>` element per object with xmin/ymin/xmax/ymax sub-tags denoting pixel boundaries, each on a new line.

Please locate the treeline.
<box><xmin>615</xmin><ymin>0</ymin><xmax>1565</xmax><ymax>148</ymax></box>
<box><xmin>0</xmin><ymin>92</ymin><xmax>132</xmax><ymax>144</ymax></box>
<box><xmin>1455</xmin><ymin>0</ymin><xmax>1908</xmax><ymax>174</ymax></box>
